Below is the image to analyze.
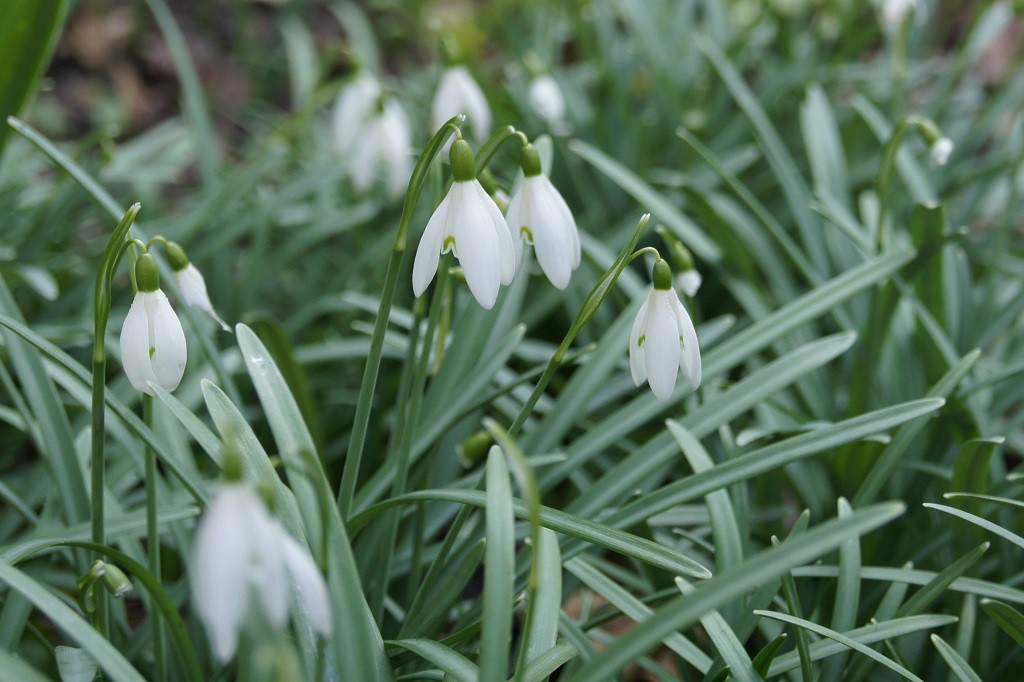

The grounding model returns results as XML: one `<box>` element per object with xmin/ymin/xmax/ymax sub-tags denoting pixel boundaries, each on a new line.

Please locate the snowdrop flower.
<box><xmin>667</xmin><ymin>239</ymin><xmax>701</xmax><ymax>297</ymax></box>
<box><xmin>350</xmin><ymin>99</ymin><xmax>412</xmax><ymax>199</ymax></box>
<box><xmin>630</xmin><ymin>259</ymin><xmax>701</xmax><ymax>402</ymax></box>
<box><xmin>675</xmin><ymin>269</ymin><xmax>703</xmax><ymax>297</ymax></box>
<box><xmin>930</xmin><ymin>137</ymin><xmax>953</xmax><ymax>166</ymax></box>
<box><xmin>412</xmin><ymin>139</ymin><xmax>515</xmax><ymax>309</ymax></box>
<box><xmin>120</xmin><ymin>253</ymin><xmax>186</xmax><ymax>396</ymax></box>
<box><xmin>528</xmin><ymin>75</ymin><xmax>570</xmax><ymax>134</ymax></box>
<box><xmin>331</xmin><ymin>73</ymin><xmax>381</xmax><ymax>155</ymax></box>
<box><xmin>166</xmin><ymin>242</ymin><xmax>229</xmax><ymax>331</ymax></box>
<box><xmin>431</xmin><ymin>66</ymin><xmax>490</xmax><ymax>151</ymax></box>
<box><xmin>192</xmin><ymin>482</ymin><xmax>332</xmax><ymax>662</ymax></box>
<box><xmin>880</xmin><ymin>0</ymin><xmax>919</xmax><ymax>26</ymax></box>
<box><xmin>506</xmin><ymin>143</ymin><xmax>581</xmax><ymax>289</ymax></box>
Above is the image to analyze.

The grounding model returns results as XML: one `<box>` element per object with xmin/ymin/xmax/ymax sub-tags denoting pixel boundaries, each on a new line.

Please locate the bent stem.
<box><xmin>90</xmin><ymin>203</ymin><xmax>142</xmax><ymax>636</ymax></box>
<box><xmin>338</xmin><ymin>115</ymin><xmax>465</xmax><ymax>518</ymax></box>
<box><xmin>144</xmin><ymin>394</ymin><xmax>167</xmax><ymax>682</ymax></box>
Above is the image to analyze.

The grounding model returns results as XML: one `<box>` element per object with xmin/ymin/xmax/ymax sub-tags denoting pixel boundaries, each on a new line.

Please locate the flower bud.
<box><xmin>100</xmin><ymin>562</ymin><xmax>133</xmax><ymax>598</ymax></box>
<box><xmin>457</xmin><ymin>430</ymin><xmax>492</xmax><ymax>466</ymax></box>
<box><xmin>449</xmin><ymin>139</ymin><xmax>476</xmax><ymax>182</ymax></box>
<box><xmin>134</xmin><ymin>253</ymin><xmax>160</xmax><ymax>293</ymax></box>
<box><xmin>520</xmin><ymin>144</ymin><xmax>543</xmax><ymax>178</ymax></box>
<box><xmin>652</xmin><ymin>259</ymin><xmax>673</xmax><ymax>290</ymax></box>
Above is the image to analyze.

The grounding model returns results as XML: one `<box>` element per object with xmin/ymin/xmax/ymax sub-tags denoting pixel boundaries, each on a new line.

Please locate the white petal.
<box><xmin>504</xmin><ymin>185</ymin><xmax>526</xmax><ymax>268</ymax></box>
<box><xmin>349</xmin><ymin>125</ymin><xmax>379</xmax><ymax>195</ymax></box>
<box><xmin>643</xmin><ymin>291</ymin><xmax>681</xmax><ymax>402</ymax></box>
<box><xmin>332</xmin><ymin>75</ymin><xmax>379</xmax><ymax>155</ymax></box>
<box><xmin>529</xmin><ymin>75</ymin><xmax>566</xmax><ymax>125</ymax></box>
<box><xmin>530</xmin><ymin>177</ymin><xmax>579</xmax><ymax>289</ymax></box>
<box><xmin>930</xmin><ymin>138</ymin><xmax>953</xmax><ymax>166</ymax></box>
<box><xmin>629</xmin><ymin>297</ymin><xmax>650</xmax><ymax>386</ymax></box>
<box><xmin>432</xmin><ymin>67</ymin><xmax>490</xmax><ymax>148</ymax></box>
<box><xmin>249</xmin><ymin>510</ymin><xmax>290</xmax><ymax>630</ymax></box>
<box><xmin>412</xmin><ymin>191</ymin><xmax>453</xmax><ymax>297</ymax></box>
<box><xmin>119</xmin><ymin>292</ymin><xmax>160</xmax><ymax>395</ymax></box>
<box><xmin>672</xmin><ymin>293</ymin><xmax>702</xmax><ymax>390</ymax></box>
<box><xmin>381</xmin><ymin>102</ymin><xmax>412</xmax><ymax>199</ymax></box>
<box><xmin>192</xmin><ymin>485</ymin><xmax>261</xmax><ymax>661</ymax></box>
<box><xmin>453</xmin><ymin>183</ymin><xmax>503</xmax><ymax>309</ymax></box>
<box><xmin>277</xmin><ymin>527</ymin><xmax>333</xmax><ymax>635</ymax></box>
<box><xmin>675</xmin><ymin>270</ymin><xmax>702</xmax><ymax>297</ymax></box>
<box><xmin>175</xmin><ymin>264</ymin><xmax>229</xmax><ymax>331</ymax></box>
<box><xmin>474</xmin><ymin>181</ymin><xmax>516</xmax><ymax>285</ymax></box>
<box><xmin>144</xmin><ymin>291</ymin><xmax>187</xmax><ymax>393</ymax></box>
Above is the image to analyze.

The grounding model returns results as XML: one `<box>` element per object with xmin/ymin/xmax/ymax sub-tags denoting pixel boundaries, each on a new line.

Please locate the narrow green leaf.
<box><xmin>515</xmin><ymin>642</ymin><xmax>578</xmax><ymax>682</ymax></box>
<box><xmin>481</xmin><ymin>448</ymin><xmax>516</xmax><ymax>681</ymax></box>
<box><xmin>752</xmin><ymin>634</ymin><xmax>787</xmax><ymax>678</ymax></box>
<box><xmin>676</xmin><ymin>577</ymin><xmax>761</xmax><ymax>682</ymax></box>
<box><xmin>930</xmin><ymin>634</ymin><xmax>983</xmax><ymax>682</ymax></box>
<box><xmin>387</xmin><ymin>639</ymin><xmax>478</xmax><ymax>682</ymax></box>
<box><xmin>981</xmin><ymin>599</ymin><xmax>1024</xmax><ymax>648</ymax></box>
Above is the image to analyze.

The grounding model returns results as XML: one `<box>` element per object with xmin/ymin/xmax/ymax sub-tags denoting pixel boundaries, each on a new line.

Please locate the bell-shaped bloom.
<box><xmin>431</xmin><ymin>66</ymin><xmax>490</xmax><ymax>151</ymax></box>
<box><xmin>675</xmin><ymin>269</ymin><xmax>703</xmax><ymax>297</ymax></box>
<box><xmin>505</xmin><ymin>144</ymin><xmax>580</xmax><ymax>289</ymax></box>
<box><xmin>192</xmin><ymin>483</ymin><xmax>332</xmax><ymax>662</ymax></box>
<box><xmin>880</xmin><ymin>0</ymin><xmax>918</xmax><ymax>26</ymax></box>
<box><xmin>350</xmin><ymin>99</ymin><xmax>412</xmax><ymax>199</ymax></box>
<box><xmin>528</xmin><ymin>75</ymin><xmax>570</xmax><ymax>134</ymax></box>
<box><xmin>413</xmin><ymin>140</ymin><xmax>515</xmax><ymax>309</ymax></box>
<box><xmin>930</xmin><ymin>137</ymin><xmax>953</xmax><ymax>166</ymax></box>
<box><xmin>332</xmin><ymin>73</ymin><xmax>381</xmax><ymax>155</ymax></box>
<box><xmin>174</xmin><ymin>263</ymin><xmax>229</xmax><ymax>331</ymax></box>
<box><xmin>630</xmin><ymin>261</ymin><xmax>701</xmax><ymax>402</ymax></box>
<box><xmin>120</xmin><ymin>289</ymin><xmax>187</xmax><ymax>396</ymax></box>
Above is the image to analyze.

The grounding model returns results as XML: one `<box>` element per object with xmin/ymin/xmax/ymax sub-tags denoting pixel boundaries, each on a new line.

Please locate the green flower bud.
<box><xmin>457</xmin><ymin>430</ymin><xmax>492</xmax><ymax>466</ymax></box>
<box><xmin>100</xmin><ymin>563</ymin><xmax>133</xmax><ymax>598</ymax></box>
<box><xmin>520</xmin><ymin>143</ymin><xmax>543</xmax><ymax>177</ymax></box>
<box><xmin>134</xmin><ymin>253</ymin><xmax>161</xmax><ymax>293</ymax></box>
<box><xmin>450</xmin><ymin>139</ymin><xmax>476</xmax><ymax>182</ymax></box>
<box><xmin>166</xmin><ymin>241</ymin><xmax>190</xmax><ymax>272</ymax></box>
<box><xmin>652</xmin><ymin>259</ymin><xmax>673</xmax><ymax>290</ymax></box>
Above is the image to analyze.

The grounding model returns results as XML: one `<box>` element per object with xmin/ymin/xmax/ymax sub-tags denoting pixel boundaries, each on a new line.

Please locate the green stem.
<box><xmin>144</xmin><ymin>395</ymin><xmax>166</xmax><ymax>682</ymax></box>
<box><xmin>337</xmin><ymin>115</ymin><xmax>464</xmax><ymax>518</ymax></box>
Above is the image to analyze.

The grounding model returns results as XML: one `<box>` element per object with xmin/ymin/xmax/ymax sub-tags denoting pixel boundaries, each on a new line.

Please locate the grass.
<box><xmin>1</xmin><ymin>0</ymin><xmax>1024</xmax><ymax>680</ymax></box>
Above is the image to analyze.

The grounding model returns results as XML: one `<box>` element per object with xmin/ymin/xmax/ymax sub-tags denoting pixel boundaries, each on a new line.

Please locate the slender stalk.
<box><xmin>144</xmin><ymin>394</ymin><xmax>166</xmax><ymax>682</ymax></box>
<box><xmin>338</xmin><ymin>115</ymin><xmax>464</xmax><ymax>518</ymax></box>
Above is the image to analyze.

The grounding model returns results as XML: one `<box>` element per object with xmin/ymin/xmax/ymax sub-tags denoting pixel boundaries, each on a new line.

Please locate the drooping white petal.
<box><xmin>529</xmin><ymin>177</ymin><xmax>579</xmax><ymax>289</ymax></box>
<box><xmin>629</xmin><ymin>297</ymin><xmax>650</xmax><ymax>386</ymax></box>
<box><xmin>174</xmin><ymin>264</ymin><xmax>229</xmax><ymax>331</ymax></box>
<box><xmin>276</xmin><ymin>526</ymin><xmax>333</xmax><ymax>635</ymax></box>
<box><xmin>675</xmin><ymin>269</ymin><xmax>702</xmax><ymax>297</ymax></box>
<box><xmin>120</xmin><ymin>292</ymin><xmax>160</xmax><ymax>395</ymax></box>
<box><xmin>473</xmin><ymin>181</ymin><xmax>516</xmax><ymax>285</ymax></box>
<box><xmin>504</xmin><ymin>182</ymin><xmax>527</xmax><ymax>268</ymax></box>
<box><xmin>144</xmin><ymin>291</ymin><xmax>187</xmax><ymax>393</ymax></box>
<box><xmin>192</xmin><ymin>485</ymin><xmax>263</xmax><ymax>662</ymax></box>
<box><xmin>643</xmin><ymin>291</ymin><xmax>681</xmax><ymax>402</ymax></box>
<box><xmin>432</xmin><ymin>66</ymin><xmax>490</xmax><ymax>149</ymax></box>
<box><xmin>250</xmin><ymin>514</ymin><xmax>290</xmax><ymax>630</ymax></box>
<box><xmin>529</xmin><ymin>75</ymin><xmax>566</xmax><ymax>126</ymax></box>
<box><xmin>672</xmin><ymin>292</ymin><xmax>702</xmax><ymax>390</ymax></box>
<box><xmin>332</xmin><ymin>74</ymin><xmax>380</xmax><ymax>155</ymax></box>
<box><xmin>349</xmin><ymin>125</ymin><xmax>379</xmax><ymax>195</ymax></box>
<box><xmin>452</xmin><ymin>182</ymin><xmax>503</xmax><ymax>309</ymax></box>
<box><xmin>930</xmin><ymin>137</ymin><xmax>953</xmax><ymax>166</ymax></box>
<box><xmin>412</xmin><ymin>191</ymin><xmax>453</xmax><ymax>297</ymax></box>
<box><xmin>380</xmin><ymin>101</ymin><xmax>412</xmax><ymax>199</ymax></box>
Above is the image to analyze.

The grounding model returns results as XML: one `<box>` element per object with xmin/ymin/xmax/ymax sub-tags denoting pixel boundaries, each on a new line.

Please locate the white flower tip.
<box><xmin>930</xmin><ymin>138</ymin><xmax>953</xmax><ymax>166</ymax></box>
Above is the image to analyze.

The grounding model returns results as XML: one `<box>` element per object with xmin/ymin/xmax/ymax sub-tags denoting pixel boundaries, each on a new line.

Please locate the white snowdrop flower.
<box><xmin>675</xmin><ymin>269</ymin><xmax>702</xmax><ymax>297</ymax></box>
<box><xmin>630</xmin><ymin>259</ymin><xmax>701</xmax><ymax>402</ymax></box>
<box><xmin>528</xmin><ymin>75</ymin><xmax>569</xmax><ymax>133</ymax></box>
<box><xmin>412</xmin><ymin>139</ymin><xmax>515</xmax><ymax>309</ymax></box>
<box><xmin>192</xmin><ymin>482</ymin><xmax>332</xmax><ymax>662</ymax></box>
<box><xmin>505</xmin><ymin>143</ymin><xmax>581</xmax><ymax>289</ymax></box>
<box><xmin>167</xmin><ymin>242</ymin><xmax>229</xmax><ymax>331</ymax></box>
<box><xmin>119</xmin><ymin>253</ymin><xmax>186</xmax><ymax>396</ymax></box>
<box><xmin>930</xmin><ymin>137</ymin><xmax>953</xmax><ymax>166</ymax></box>
<box><xmin>880</xmin><ymin>0</ymin><xmax>919</xmax><ymax>26</ymax></box>
<box><xmin>431</xmin><ymin>66</ymin><xmax>490</xmax><ymax>151</ymax></box>
<box><xmin>331</xmin><ymin>73</ymin><xmax>381</xmax><ymax>155</ymax></box>
<box><xmin>350</xmin><ymin>99</ymin><xmax>412</xmax><ymax>200</ymax></box>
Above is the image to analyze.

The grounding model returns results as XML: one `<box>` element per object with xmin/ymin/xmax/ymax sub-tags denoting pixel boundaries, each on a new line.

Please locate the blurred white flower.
<box><xmin>506</xmin><ymin>144</ymin><xmax>580</xmax><ymax>289</ymax></box>
<box><xmin>331</xmin><ymin>73</ymin><xmax>381</xmax><ymax>155</ymax></box>
<box><xmin>630</xmin><ymin>261</ymin><xmax>701</xmax><ymax>402</ymax></box>
<box><xmin>930</xmin><ymin>137</ymin><xmax>953</xmax><ymax>166</ymax></box>
<box><xmin>880</xmin><ymin>0</ymin><xmax>919</xmax><ymax>26</ymax></box>
<box><xmin>431</xmin><ymin>66</ymin><xmax>490</xmax><ymax>151</ymax></box>
<box><xmin>350</xmin><ymin>100</ymin><xmax>412</xmax><ymax>199</ymax></box>
<box><xmin>192</xmin><ymin>483</ymin><xmax>331</xmax><ymax>662</ymax></box>
<box><xmin>120</xmin><ymin>255</ymin><xmax>187</xmax><ymax>396</ymax></box>
<box><xmin>675</xmin><ymin>269</ymin><xmax>702</xmax><ymax>297</ymax></box>
<box><xmin>174</xmin><ymin>263</ymin><xmax>229</xmax><ymax>331</ymax></box>
<box><xmin>413</xmin><ymin>140</ymin><xmax>515</xmax><ymax>309</ymax></box>
<box><xmin>528</xmin><ymin>75</ymin><xmax>570</xmax><ymax>134</ymax></box>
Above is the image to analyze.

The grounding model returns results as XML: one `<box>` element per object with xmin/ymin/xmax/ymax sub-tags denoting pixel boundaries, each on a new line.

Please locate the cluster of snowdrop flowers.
<box><xmin>192</xmin><ymin>478</ymin><xmax>332</xmax><ymax>661</ymax></box>
<box><xmin>332</xmin><ymin>73</ymin><xmax>413</xmax><ymax>199</ymax></box>
<box><xmin>412</xmin><ymin>136</ymin><xmax>582</xmax><ymax>308</ymax></box>
<box><xmin>631</xmin><ymin>258</ymin><xmax>702</xmax><ymax>402</ymax></box>
<box><xmin>119</xmin><ymin>241</ymin><xmax>226</xmax><ymax>395</ymax></box>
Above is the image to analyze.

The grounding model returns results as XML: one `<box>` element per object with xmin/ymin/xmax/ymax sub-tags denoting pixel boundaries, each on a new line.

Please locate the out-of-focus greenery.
<box><xmin>1</xmin><ymin>0</ymin><xmax>1024</xmax><ymax>680</ymax></box>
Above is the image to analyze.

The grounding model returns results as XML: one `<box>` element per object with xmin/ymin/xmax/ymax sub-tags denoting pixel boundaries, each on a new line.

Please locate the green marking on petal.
<box><xmin>520</xmin><ymin>226</ymin><xmax>534</xmax><ymax>242</ymax></box>
<box><xmin>149</xmin><ymin>346</ymin><xmax>156</xmax><ymax>358</ymax></box>
<box><xmin>443</xmin><ymin>235</ymin><xmax>456</xmax><ymax>251</ymax></box>
<box><xmin>638</xmin><ymin>335</ymin><xmax>646</xmax><ymax>347</ymax></box>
